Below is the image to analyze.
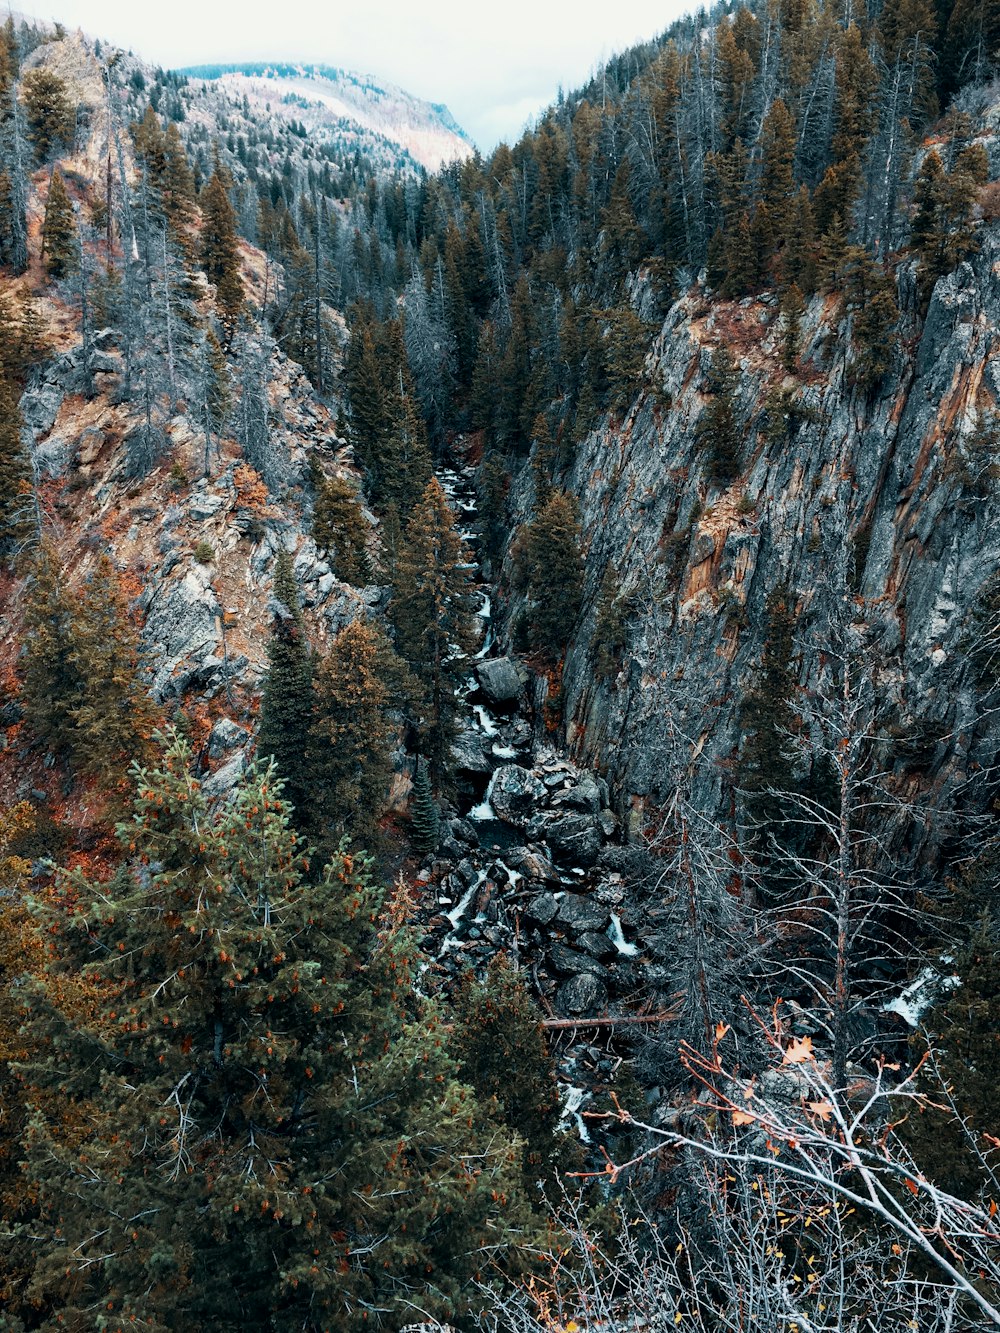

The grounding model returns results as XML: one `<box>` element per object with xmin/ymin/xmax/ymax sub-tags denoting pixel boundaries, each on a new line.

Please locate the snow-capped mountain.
<box><xmin>178</xmin><ymin>62</ymin><xmax>474</xmax><ymax>172</ymax></box>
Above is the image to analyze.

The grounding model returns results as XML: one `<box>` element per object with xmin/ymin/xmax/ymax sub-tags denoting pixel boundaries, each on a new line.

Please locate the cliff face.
<box><xmin>495</xmin><ymin>223</ymin><xmax>1000</xmax><ymax>878</ymax></box>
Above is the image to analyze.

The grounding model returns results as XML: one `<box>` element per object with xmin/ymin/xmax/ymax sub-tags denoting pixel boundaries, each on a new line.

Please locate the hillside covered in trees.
<box><xmin>2</xmin><ymin>1</ymin><xmax>1000</xmax><ymax>1329</ymax></box>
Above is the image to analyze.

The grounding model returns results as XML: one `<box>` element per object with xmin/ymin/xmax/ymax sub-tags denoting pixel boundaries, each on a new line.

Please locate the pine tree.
<box><xmin>21</xmin><ymin>540</ymin><xmax>85</xmax><ymax>761</ymax></box>
<box><xmin>697</xmin><ymin>346</ymin><xmax>742</xmax><ymax>482</ymax></box>
<box><xmin>390</xmin><ymin>478</ymin><xmax>476</xmax><ymax>784</ymax></box>
<box><xmin>311</xmin><ymin>467</ymin><xmax>370</xmax><ymax>584</ymax></box>
<box><xmin>13</xmin><ymin>734</ymin><xmax>529</xmax><ymax>1330</ymax></box>
<box><xmin>841</xmin><ymin>247</ymin><xmax>898</xmax><ymax>393</ymax></box>
<box><xmin>452</xmin><ymin>954</ymin><xmax>572</xmax><ymax>1193</ymax></box>
<box><xmin>0</xmin><ymin>364</ymin><xmax>31</xmax><ymax>563</ymax></box>
<box><xmin>309</xmin><ymin>618</ymin><xmax>400</xmax><ymax>850</ymax></box>
<box><xmin>409</xmin><ymin>761</ymin><xmax>440</xmax><ymax>856</ymax></box>
<box><xmin>515</xmin><ymin>491</ymin><xmax>584</xmax><ymax>664</ymax></box>
<box><xmin>910</xmin><ymin>149</ymin><xmax>980</xmax><ymax>300</ymax></box>
<box><xmin>256</xmin><ymin>550</ymin><xmax>314</xmax><ymax>821</ymax></box>
<box><xmin>760</xmin><ymin>98</ymin><xmax>797</xmax><ymax>243</ymax></box>
<box><xmin>21</xmin><ymin>68</ymin><xmax>74</xmax><ymax>162</ymax></box>
<box><xmin>41</xmin><ymin>168</ymin><xmax>78</xmax><ymax>279</ymax></box>
<box><xmin>200</xmin><ymin>160</ymin><xmax>243</xmax><ymax>334</ymax></box>
<box><xmin>68</xmin><ymin>555</ymin><xmax>157</xmax><ymax>781</ymax></box>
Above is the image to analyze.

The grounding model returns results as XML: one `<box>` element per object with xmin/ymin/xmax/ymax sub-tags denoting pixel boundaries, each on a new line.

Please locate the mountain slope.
<box><xmin>178</xmin><ymin>62</ymin><xmax>474</xmax><ymax>172</ymax></box>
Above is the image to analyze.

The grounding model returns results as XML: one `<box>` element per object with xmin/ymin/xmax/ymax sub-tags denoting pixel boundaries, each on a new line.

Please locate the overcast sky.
<box><xmin>11</xmin><ymin>0</ymin><xmax>692</xmax><ymax>148</ymax></box>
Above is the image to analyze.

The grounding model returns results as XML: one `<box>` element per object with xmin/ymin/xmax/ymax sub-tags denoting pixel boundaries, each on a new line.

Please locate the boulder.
<box><xmin>490</xmin><ymin>765</ymin><xmax>548</xmax><ymax>826</ymax></box>
<box><xmin>546</xmin><ymin>813</ymin><xmax>604</xmax><ymax>868</ymax></box>
<box><xmin>548</xmin><ymin>943</ymin><xmax>608</xmax><ymax>977</ymax></box>
<box><xmin>190</xmin><ymin>492</ymin><xmax>225</xmax><ymax>520</ymax></box>
<box><xmin>556</xmin><ymin>894</ymin><xmax>610</xmax><ymax>933</ymax></box>
<box><xmin>576</xmin><ymin>930</ymin><xmax>617</xmax><ymax>959</ymax></box>
<box><xmin>21</xmin><ymin>383</ymin><xmax>63</xmax><ymax>437</ymax></box>
<box><xmin>475</xmin><ymin>656</ymin><xmax>524</xmax><ymax>708</ymax></box>
<box><xmin>208</xmin><ymin>718</ymin><xmax>249</xmax><ymax>759</ymax></box>
<box><xmin>513</xmin><ymin>848</ymin><xmax>561</xmax><ymax>882</ymax></box>
<box><xmin>450</xmin><ymin>726</ymin><xmax>494</xmax><ymax>775</ymax></box>
<box><xmin>202</xmin><ymin>753</ymin><xmax>245</xmax><ymax>798</ymax></box>
<box><xmin>87</xmin><ymin>349</ymin><xmax>121</xmax><ymax>375</ymax></box>
<box><xmin>557</xmin><ymin>972</ymin><xmax>608</xmax><ymax>1016</ymax></box>
<box><xmin>551</xmin><ymin>773</ymin><xmax>602</xmax><ymax>814</ymax></box>
<box><xmin>525</xmin><ymin>891</ymin><xmax>559</xmax><ymax>925</ymax></box>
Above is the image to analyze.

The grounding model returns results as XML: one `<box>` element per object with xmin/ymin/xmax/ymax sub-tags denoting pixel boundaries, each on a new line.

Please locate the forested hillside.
<box><xmin>2</xmin><ymin>0</ymin><xmax>1000</xmax><ymax>1328</ymax></box>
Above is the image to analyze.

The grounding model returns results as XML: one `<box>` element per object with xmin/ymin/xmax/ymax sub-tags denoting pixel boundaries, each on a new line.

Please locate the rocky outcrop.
<box><xmin>485</xmin><ymin>234</ymin><xmax>1000</xmax><ymax>882</ymax></box>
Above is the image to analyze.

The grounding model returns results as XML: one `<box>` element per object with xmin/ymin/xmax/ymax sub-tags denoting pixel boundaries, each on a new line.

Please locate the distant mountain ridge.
<box><xmin>177</xmin><ymin>62</ymin><xmax>474</xmax><ymax>172</ymax></box>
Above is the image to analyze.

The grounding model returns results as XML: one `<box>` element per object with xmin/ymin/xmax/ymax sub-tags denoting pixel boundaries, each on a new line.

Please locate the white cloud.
<box><xmin>13</xmin><ymin>0</ymin><xmax>693</xmax><ymax>147</ymax></box>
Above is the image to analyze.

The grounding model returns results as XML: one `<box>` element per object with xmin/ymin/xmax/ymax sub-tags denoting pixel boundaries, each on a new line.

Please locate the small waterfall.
<box><xmin>608</xmin><ymin>913</ymin><xmax>639</xmax><ymax>957</ymax></box>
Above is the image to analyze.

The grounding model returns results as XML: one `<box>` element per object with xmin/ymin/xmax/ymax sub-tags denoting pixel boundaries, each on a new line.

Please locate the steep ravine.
<box><xmin>489</xmin><ymin>242</ymin><xmax>1000</xmax><ymax>886</ymax></box>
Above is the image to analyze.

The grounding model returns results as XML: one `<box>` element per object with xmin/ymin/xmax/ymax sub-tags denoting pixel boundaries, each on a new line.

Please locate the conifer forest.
<box><xmin>3</xmin><ymin>0</ymin><xmax>1000</xmax><ymax>1327</ymax></box>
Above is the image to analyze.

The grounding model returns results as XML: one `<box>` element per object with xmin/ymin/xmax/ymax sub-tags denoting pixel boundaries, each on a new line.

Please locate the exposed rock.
<box><xmin>208</xmin><ymin>718</ymin><xmax>249</xmax><ymax>759</ymax></box>
<box><xmin>451</xmin><ymin>726</ymin><xmax>494</xmax><ymax>775</ymax></box>
<box><xmin>555</xmin><ymin>894</ymin><xmax>610</xmax><ymax>933</ymax></box>
<box><xmin>546</xmin><ymin>813</ymin><xmax>604</xmax><ymax>868</ymax></box>
<box><xmin>490</xmin><ymin>764</ymin><xmax>549</xmax><ymax>825</ymax></box>
<box><xmin>551</xmin><ymin>774</ymin><xmax>602</xmax><ymax>814</ymax></box>
<box><xmin>21</xmin><ymin>383</ymin><xmax>63</xmax><ymax>437</ymax></box>
<box><xmin>190</xmin><ymin>493</ymin><xmax>226</xmax><ymax>520</ymax></box>
<box><xmin>143</xmin><ymin>563</ymin><xmax>222</xmax><ymax>700</ymax></box>
<box><xmin>576</xmin><ymin>930</ymin><xmax>617</xmax><ymax>959</ymax></box>
<box><xmin>525</xmin><ymin>891</ymin><xmax>560</xmax><ymax>925</ymax></box>
<box><xmin>87</xmin><ymin>349</ymin><xmax>121</xmax><ymax>375</ymax></box>
<box><xmin>557</xmin><ymin>971</ymin><xmax>608</xmax><ymax>1015</ymax></box>
<box><xmin>548</xmin><ymin>943</ymin><xmax>608</xmax><ymax>977</ymax></box>
<box><xmin>202</xmin><ymin>753</ymin><xmax>245</xmax><ymax>798</ymax></box>
<box><xmin>475</xmin><ymin>656</ymin><xmax>524</xmax><ymax>708</ymax></box>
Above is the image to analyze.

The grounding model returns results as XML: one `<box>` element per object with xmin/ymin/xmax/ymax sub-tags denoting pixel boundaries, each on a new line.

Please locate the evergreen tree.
<box><xmin>200</xmin><ymin>160</ymin><xmax>243</xmax><ymax>334</ymax></box>
<box><xmin>20</xmin><ymin>539</ymin><xmax>82</xmax><ymax>761</ymax></box>
<box><xmin>841</xmin><ymin>247</ymin><xmax>898</xmax><ymax>393</ymax></box>
<box><xmin>390</xmin><ymin>478</ymin><xmax>476</xmax><ymax>784</ymax></box>
<box><xmin>13</xmin><ymin>735</ymin><xmax>529</xmax><ymax>1330</ymax></box>
<box><xmin>697</xmin><ymin>346</ymin><xmax>743</xmax><ymax>482</ymax></box>
<box><xmin>760</xmin><ymin>98</ymin><xmax>797</xmax><ymax>243</ymax></box>
<box><xmin>311</xmin><ymin>467</ymin><xmax>370</xmax><ymax>585</ymax></box>
<box><xmin>409</xmin><ymin>761</ymin><xmax>440</xmax><ymax>856</ymax></box>
<box><xmin>0</xmin><ymin>363</ymin><xmax>31</xmax><ymax>563</ymax></box>
<box><xmin>67</xmin><ymin>555</ymin><xmax>156</xmax><ymax>781</ymax></box>
<box><xmin>515</xmin><ymin>491</ymin><xmax>584</xmax><ymax>664</ymax></box>
<box><xmin>452</xmin><ymin>954</ymin><xmax>572</xmax><ymax>1194</ymax></box>
<box><xmin>41</xmin><ymin>168</ymin><xmax>78</xmax><ymax>279</ymax></box>
<box><xmin>256</xmin><ymin>550</ymin><xmax>314</xmax><ymax>821</ymax></box>
<box><xmin>21</xmin><ymin>68</ymin><xmax>74</xmax><ymax>162</ymax></box>
<box><xmin>910</xmin><ymin>149</ymin><xmax>980</xmax><ymax>299</ymax></box>
<box><xmin>309</xmin><ymin>619</ymin><xmax>400</xmax><ymax>850</ymax></box>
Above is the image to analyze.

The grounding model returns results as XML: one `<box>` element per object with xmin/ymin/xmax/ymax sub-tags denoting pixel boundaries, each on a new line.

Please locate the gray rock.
<box><xmin>548</xmin><ymin>943</ymin><xmax>608</xmax><ymax>977</ymax></box>
<box><xmin>87</xmin><ymin>349</ymin><xmax>121</xmax><ymax>375</ymax></box>
<box><xmin>576</xmin><ymin>930</ymin><xmax>617</xmax><ymax>959</ymax></box>
<box><xmin>475</xmin><ymin>656</ymin><xmax>524</xmax><ymax>707</ymax></box>
<box><xmin>557</xmin><ymin>972</ymin><xmax>608</xmax><ymax>1015</ymax></box>
<box><xmin>190</xmin><ymin>493</ymin><xmax>225</xmax><ymax>520</ymax></box>
<box><xmin>451</xmin><ymin>727</ymin><xmax>494</xmax><ymax>775</ymax></box>
<box><xmin>556</xmin><ymin>895</ymin><xmax>610</xmax><ymax>933</ymax></box>
<box><xmin>202</xmin><ymin>753</ymin><xmax>245</xmax><ymax>798</ymax></box>
<box><xmin>546</xmin><ymin>814</ymin><xmax>604</xmax><ymax>868</ymax></box>
<box><xmin>525</xmin><ymin>892</ymin><xmax>559</xmax><ymax>925</ymax></box>
<box><xmin>208</xmin><ymin>718</ymin><xmax>248</xmax><ymax>759</ymax></box>
<box><xmin>91</xmin><ymin>327</ymin><xmax>118</xmax><ymax>351</ymax></box>
<box><xmin>143</xmin><ymin>564</ymin><xmax>221</xmax><ymax>700</ymax></box>
<box><xmin>512</xmin><ymin>848</ymin><xmax>561</xmax><ymax>882</ymax></box>
<box><xmin>490</xmin><ymin>765</ymin><xmax>548</xmax><ymax>825</ymax></box>
<box><xmin>34</xmin><ymin>436</ymin><xmax>69</xmax><ymax>477</ymax></box>
<box><xmin>551</xmin><ymin>774</ymin><xmax>602</xmax><ymax>814</ymax></box>
<box><xmin>21</xmin><ymin>383</ymin><xmax>63</xmax><ymax>436</ymax></box>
